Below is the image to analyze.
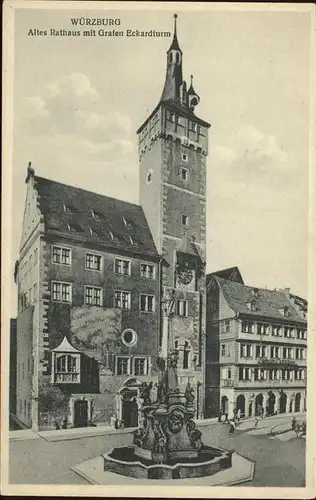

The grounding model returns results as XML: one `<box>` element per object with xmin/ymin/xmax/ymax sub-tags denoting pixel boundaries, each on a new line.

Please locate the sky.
<box><xmin>10</xmin><ymin>5</ymin><xmax>311</xmax><ymax>316</ymax></box>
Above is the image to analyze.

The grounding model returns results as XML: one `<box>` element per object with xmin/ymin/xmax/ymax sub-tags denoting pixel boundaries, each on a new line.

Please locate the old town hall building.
<box><xmin>14</xmin><ymin>15</ymin><xmax>210</xmax><ymax>430</ymax></box>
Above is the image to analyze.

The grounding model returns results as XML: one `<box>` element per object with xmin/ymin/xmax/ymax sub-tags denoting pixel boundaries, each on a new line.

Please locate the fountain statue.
<box><xmin>103</xmin><ymin>290</ymin><xmax>232</xmax><ymax>480</ymax></box>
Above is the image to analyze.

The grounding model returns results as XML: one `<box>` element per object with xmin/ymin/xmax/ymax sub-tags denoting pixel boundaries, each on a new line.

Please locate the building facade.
<box><xmin>14</xmin><ymin>15</ymin><xmax>210</xmax><ymax>430</ymax></box>
<box><xmin>138</xmin><ymin>14</ymin><xmax>210</xmax><ymax>412</ymax></box>
<box><xmin>205</xmin><ymin>268</ymin><xmax>307</xmax><ymax>419</ymax></box>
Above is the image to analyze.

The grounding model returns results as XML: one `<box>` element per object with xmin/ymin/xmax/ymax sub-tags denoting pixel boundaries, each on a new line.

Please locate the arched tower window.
<box><xmin>169</xmin><ymin>52</ymin><xmax>173</xmax><ymax>64</ymax></box>
<box><xmin>176</xmin><ymin>52</ymin><xmax>180</xmax><ymax>64</ymax></box>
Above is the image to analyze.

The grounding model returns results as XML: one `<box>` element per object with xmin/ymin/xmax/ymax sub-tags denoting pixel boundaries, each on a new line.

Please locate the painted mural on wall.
<box><xmin>70</xmin><ymin>306</ymin><xmax>122</xmax><ymax>370</ymax></box>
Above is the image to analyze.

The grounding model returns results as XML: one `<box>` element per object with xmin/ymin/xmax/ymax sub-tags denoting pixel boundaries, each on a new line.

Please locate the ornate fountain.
<box><xmin>103</xmin><ymin>291</ymin><xmax>232</xmax><ymax>480</ymax></box>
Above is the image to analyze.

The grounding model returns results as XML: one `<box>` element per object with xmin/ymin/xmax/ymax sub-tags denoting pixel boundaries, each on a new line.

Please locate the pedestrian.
<box><xmin>224</xmin><ymin>412</ymin><xmax>229</xmax><ymax>423</ymax></box>
<box><xmin>292</xmin><ymin>416</ymin><xmax>297</xmax><ymax>430</ymax></box>
<box><xmin>260</xmin><ymin>406</ymin><xmax>264</xmax><ymax>418</ymax></box>
<box><xmin>114</xmin><ymin>417</ymin><xmax>118</xmax><ymax>429</ymax></box>
<box><xmin>237</xmin><ymin>409</ymin><xmax>241</xmax><ymax>421</ymax></box>
<box><xmin>253</xmin><ymin>417</ymin><xmax>259</xmax><ymax>430</ymax></box>
<box><xmin>229</xmin><ymin>420</ymin><xmax>236</xmax><ymax>435</ymax></box>
<box><xmin>218</xmin><ymin>410</ymin><xmax>222</xmax><ymax>423</ymax></box>
<box><xmin>302</xmin><ymin>421</ymin><xmax>306</xmax><ymax>436</ymax></box>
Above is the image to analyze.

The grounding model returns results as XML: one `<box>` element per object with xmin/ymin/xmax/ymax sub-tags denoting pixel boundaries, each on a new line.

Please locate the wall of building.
<box><xmin>43</xmin><ymin>238</ymin><xmax>159</xmax><ymax>358</ymax></box>
<box><xmin>16</xmin><ymin>306</ymin><xmax>34</xmax><ymax>427</ymax></box>
<box><xmin>9</xmin><ymin>319</ymin><xmax>17</xmax><ymax>415</ymax></box>
<box><xmin>139</xmin><ymin>109</ymin><xmax>163</xmax><ymax>254</ymax></box>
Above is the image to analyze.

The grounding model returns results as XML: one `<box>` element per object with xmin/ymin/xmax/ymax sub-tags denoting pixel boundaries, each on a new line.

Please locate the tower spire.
<box><xmin>160</xmin><ymin>14</ymin><xmax>183</xmax><ymax>103</ymax></box>
<box><xmin>168</xmin><ymin>14</ymin><xmax>182</xmax><ymax>53</ymax></box>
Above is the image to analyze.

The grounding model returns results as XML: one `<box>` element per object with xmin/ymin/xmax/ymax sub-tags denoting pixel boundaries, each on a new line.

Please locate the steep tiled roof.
<box><xmin>34</xmin><ymin>176</ymin><xmax>159</xmax><ymax>258</ymax></box>
<box><xmin>215</xmin><ymin>277</ymin><xmax>307</xmax><ymax>324</ymax></box>
<box><xmin>207</xmin><ymin>267</ymin><xmax>244</xmax><ymax>284</ymax></box>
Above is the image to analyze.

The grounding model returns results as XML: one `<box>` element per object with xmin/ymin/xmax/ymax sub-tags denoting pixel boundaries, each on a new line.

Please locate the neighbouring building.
<box><xmin>9</xmin><ymin>318</ymin><xmax>17</xmax><ymax>416</ymax></box>
<box><xmin>205</xmin><ymin>267</ymin><xmax>307</xmax><ymax>419</ymax></box>
<box><xmin>14</xmin><ymin>14</ymin><xmax>210</xmax><ymax>430</ymax></box>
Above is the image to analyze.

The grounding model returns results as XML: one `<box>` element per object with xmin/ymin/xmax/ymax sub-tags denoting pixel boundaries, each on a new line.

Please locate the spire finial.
<box><xmin>174</xmin><ymin>14</ymin><xmax>178</xmax><ymax>34</ymax></box>
<box><xmin>190</xmin><ymin>75</ymin><xmax>193</xmax><ymax>85</ymax></box>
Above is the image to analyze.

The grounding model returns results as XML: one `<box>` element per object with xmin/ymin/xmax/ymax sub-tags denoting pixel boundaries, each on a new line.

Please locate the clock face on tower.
<box><xmin>177</xmin><ymin>266</ymin><xmax>193</xmax><ymax>285</ymax></box>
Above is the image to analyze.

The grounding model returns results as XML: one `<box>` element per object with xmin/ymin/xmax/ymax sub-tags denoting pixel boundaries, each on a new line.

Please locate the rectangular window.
<box><xmin>52</xmin><ymin>281</ymin><xmax>72</xmax><ymax>303</ymax></box>
<box><xmin>140</xmin><ymin>294</ymin><xmax>155</xmax><ymax>313</ymax></box>
<box><xmin>32</xmin><ymin>283</ymin><xmax>37</xmax><ymax>302</ymax></box>
<box><xmin>271</xmin><ymin>346</ymin><xmax>280</xmax><ymax>358</ymax></box>
<box><xmin>272</xmin><ymin>325</ymin><xmax>282</xmax><ymax>336</ymax></box>
<box><xmin>114</xmin><ymin>258</ymin><xmax>131</xmax><ymax>276</ymax></box>
<box><xmin>134</xmin><ymin>358</ymin><xmax>147</xmax><ymax>376</ymax></box>
<box><xmin>85</xmin><ymin>286</ymin><xmax>102</xmax><ymax>306</ymax></box>
<box><xmin>258</xmin><ymin>323</ymin><xmax>269</xmax><ymax>335</ymax></box>
<box><xmin>86</xmin><ymin>253</ymin><xmax>102</xmax><ymax>271</ymax></box>
<box><xmin>221</xmin><ymin>344</ymin><xmax>226</xmax><ymax>357</ymax></box>
<box><xmin>114</xmin><ymin>291</ymin><xmax>131</xmax><ymax>310</ymax></box>
<box><xmin>117</xmin><ymin>357</ymin><xmax>130</xmax><ymax>375</ymax></box>
<box><xmin>182</xmin><ymin>153</ymin><xmax>188</xmax><ymax>162</ymax></box>
<box><xmin>190</xmin><ymin>122</ymin><xmax>197</xmax><ymax>132</ymax></box>
<box><xmin>176</xmin><ymin>300</ymin><xmax>188</xmax><ymax>317</ymax></box>
<box><xmin>240</xmin><ymin>344</ymin><xmax>252</xmax><ymax>358</ymax></box>
<box><xmin>254</xmin><ymin>368</ymin><xmax>266</xmax><ymax>381</ymax></box>
<box><xmin>140</xmin><ymin>263</ymin><xmax>155</xmax><ymax>279</ymax></box>
<box><xmin>239</xmin><ymin>367</ymin><xmax>251</xmax><ymax>381</ymax></box>
<box><xmin>52</xmin><ymin>246</ymin><xmax>71</xmax><ymax>265</ymax></box>
<box><xmin>182</xmin><ymin>214</ymin><xmax>188</xmax><ymax>227</ymax></box>
<box><xmin>242</xmin><ymin>320</ymin><xmax>253</xmax><ymax>333</ymax></box>
<box><xmin>224</xmin><ymin>320</ymin><xmax>230</xmax><ymax>333</ymax></box>
<box><xmin>181</xmin><ymin>168</ymin><xmax>188</xmax><ymax>181</ymax></box>
<box><xmin>34</xmin><ymin>248</ymin><xmax>38</xmax><ymax>265</ymax></box>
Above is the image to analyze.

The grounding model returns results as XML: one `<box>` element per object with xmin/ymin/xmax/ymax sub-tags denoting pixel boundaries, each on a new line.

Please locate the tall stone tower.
<box><xmin>138</xmin><ymin>15</ymin><xmax>210</xmax><ymax>414</ymax></box>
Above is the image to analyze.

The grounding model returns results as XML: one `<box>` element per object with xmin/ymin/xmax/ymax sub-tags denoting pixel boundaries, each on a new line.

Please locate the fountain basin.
<box><xmin>103</xmin><ymin>444</ymin><xmax>233</xmax><ymax>480</ymax></box>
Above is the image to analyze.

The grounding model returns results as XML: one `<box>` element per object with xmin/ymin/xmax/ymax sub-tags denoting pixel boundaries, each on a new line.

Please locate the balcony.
<box><xmin>257</xmin><ymin>357</ymin><xmax>299</xmax><ymax>368</ymax></box>
<box><xmin>235</xmin><ymin>378</ymin><xmax>306</xmax><ymax>389</ymax></box>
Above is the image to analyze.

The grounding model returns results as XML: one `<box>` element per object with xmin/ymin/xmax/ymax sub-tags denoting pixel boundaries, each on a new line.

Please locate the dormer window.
<box><xmin>279</xmin><ymin>306</ymin><xmax>290</xmax><ymax>317</ymax></box>
<box><xmin>67</xmin><ymin>222</ymin><xmax>83</xmax><ymax>233</ymax></box>
<box><xmin>251</xmin><ymin>288</ymin><xmax>259</xmax><ymax>297</ymax></box>
<box><xmin>91</xmin><ymin>209</ymin><xmax>102</xmax><ymax>221</ymax></box>
<box><xmin>122</xmin><ymin>217</ymin><xmax>127</xmax><ymax>226</ymax></box>
<box><xmin>247</xmin><ymin>300</ymin><xmax>257</xmax><ymax>312</ymax></box>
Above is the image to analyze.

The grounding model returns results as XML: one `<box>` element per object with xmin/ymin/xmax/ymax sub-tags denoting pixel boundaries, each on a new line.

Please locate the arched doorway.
<box><xmin>279</xmin><ymin>392</ymin><xmax>287</xmax><ymax>414</ymax></box>
<box><xmin>122</xmin><ymin>396</ymin><xmax>138</xmax><ymax>428</ymax></box>
<box><xmin>117</xmin><ymin>377</ymin><xmax>143</xmax><ymax>428</ymax></box>
<box><xmin>266</xmin><ymin>391</ymin><xmax>276</xmax><ymax>416</ymax></box>
<box><xmin>255</xmin><ymin>394</ymin><xmax>263</xmax><ymax>416</ymax></box>
<box><xmin>236</xmin><ymin>395</ymin><xmax>245</xmax><ymax>416</ymax></box>
<box><xmin>295</xmin><ymin>393</ymin><xmax>301</xmax><ymax>412</ymax></box>
<box><xmin>74</xmin><ymin>399</ymin><xmax>88</xmax><ymax>427</ymax></box>
<box><xmin>221</xmin><ymin>395</ymin><xmax>228</xmax><ymax>415</ymax></box>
